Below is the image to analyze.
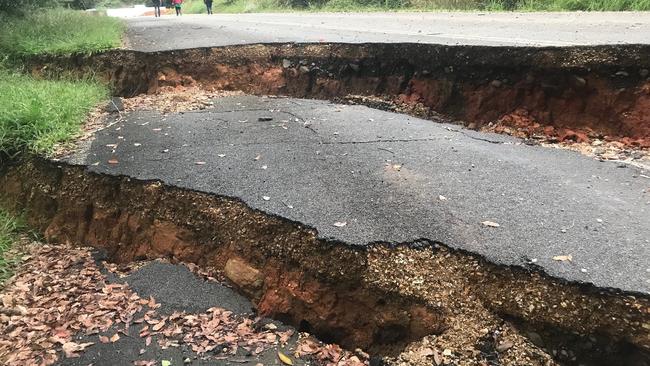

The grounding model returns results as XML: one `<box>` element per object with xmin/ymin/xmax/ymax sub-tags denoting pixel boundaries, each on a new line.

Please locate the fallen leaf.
<box><xmin>152</xmin><ymin>319</ymin><xmax>166</xmax><ymax>331</ymax></box>
<box><xmin>108</xmin><ymin>159</ymin><xmax>119</xmax><ymax>164</ymax></box>
<box><xmin>254</xmin><ymin>154</ymin><xmax>261</xmax><ymax>161</ymax></box>
<box><xmin>552</xmin><ymin>254</ymin><xmax>573</xmax><ymax>262</ymax></box>
<box><xmin>99</xmin><ymin>335</ymin><xmax>110</xmax><ymax>344</ymax></box>
<box><xmin>333</xmin><ymin>221</ymin><xmax>347</xmax><ymax>227</ymax></box>
<box><xmin>481</xmin><ymin>221</ymin><xmax>500</xmax><ymax>228</ymax></box>
<box><xmin>162</xmin><ymin>360</ymin><xmax>171</xmax><ymax>366</ymax></box>
<box><xmin>62</xmin><ymin>341</ymin><xmax>93</xmax><ymax>358</ymax></box>
<box><xmin>278</xmin><ymin>351</ymin><xmax>293</xmax><ymax>365</ymax></box>
<box><xmin>110</xmin><ymin>333</ymin><xmax>120</xmax><ymax>343</ymax></box>
<box><xmin>133</xmin><ymin>361</ymin><xmax>155</xmax><ymax>366</ymax></box>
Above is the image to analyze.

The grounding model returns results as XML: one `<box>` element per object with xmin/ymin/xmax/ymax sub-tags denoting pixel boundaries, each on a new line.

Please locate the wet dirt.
<box><xmin>4</xmin><ymin>42</ymin><xmax>650</xmax><ymax>365</ymax></box>
<box><xmin>1</xmin><ymin>158</ymin><xmax>649</xmax><ymax>365</ymax></box>
<box><xmin>22</xmin><ymin>43</ymin><xmax>650</xmax><ymax>148</ymax></box>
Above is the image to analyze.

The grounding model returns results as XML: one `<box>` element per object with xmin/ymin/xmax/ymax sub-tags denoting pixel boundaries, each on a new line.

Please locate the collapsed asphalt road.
<box><xmin>123</xmin><ymin>12</ymin><xmax>650</xmax><ymax>52</ymax></box>
<box><xmin>59</xmin><ymin>260</ymin><xmax>297</xmax><ymax>366</ymax></box>
<box><xmin>65</xmin><ymin>95</ymin><xmax>650</xmax><ymax>295</ymax></box>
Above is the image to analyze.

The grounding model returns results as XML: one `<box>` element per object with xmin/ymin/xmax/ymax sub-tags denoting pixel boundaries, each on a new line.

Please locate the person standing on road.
<box><xmin>204</xmin><ymin>0</ymin><xmax>213</xmax><ymax>14</ymax></box>
<box><xmin>173</xmin><ymin>0</ymin><xmax>183</xmax><ymax>16</ymax></box>
<box><xmin>152</xmin><ymin>0</ymin><xmax>162</xmax><ymax>17</ymax></box>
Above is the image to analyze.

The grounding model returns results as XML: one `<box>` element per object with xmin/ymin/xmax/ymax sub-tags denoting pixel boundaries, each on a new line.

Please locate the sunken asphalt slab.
<box><xmin>58</xmin><ymin>260</ymin><xmax>298</xmax><ymax>366</ymax></box>
<box><xmin>65</xmin><ymin>96</ymin><xmax>650</xmax><ymax>295</ymax></box>
<box><xmin>123</xmin><ymin>12</ymin><xmax>650</xmax><ymax>52</ymax></box>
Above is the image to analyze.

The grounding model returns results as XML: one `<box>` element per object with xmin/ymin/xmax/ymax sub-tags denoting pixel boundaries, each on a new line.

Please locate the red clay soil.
<box><xmin>23</xmin><ymin>44</ymin><xmax>650</xmax><ymax>147</ymax></box>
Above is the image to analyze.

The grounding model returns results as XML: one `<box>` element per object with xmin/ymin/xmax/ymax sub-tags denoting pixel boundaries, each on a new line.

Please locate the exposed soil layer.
<box><xmin>2</xmin><ymin>158</ymin><xmax>649</xmax><ymax>365</ymax></box>
<box><xmin>24</xmin><ymin>43</ymin><xmax>650</xmax><ymax>147</ymax></box>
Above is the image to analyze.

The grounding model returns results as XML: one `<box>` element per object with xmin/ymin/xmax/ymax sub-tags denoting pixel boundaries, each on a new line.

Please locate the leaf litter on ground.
<box><xmin>0</xmin><ymin>243</ymin><xmax>370</xmax><ymax>366</ymax></box>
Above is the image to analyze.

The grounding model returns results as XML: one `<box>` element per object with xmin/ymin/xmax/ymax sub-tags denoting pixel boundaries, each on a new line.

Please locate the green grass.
<box><xmin>0</xmin><ymin>70</ymin><xmax>109</xmax><ymax>155</ymax></box>
<box><xmin>0</xmin><ymin>209</ymin><xmax>25</xmax><ymax>284</ymax></box>
<box><xmin>184</xmin><ymin>0</ymin><xmax>650</xmax><ymax>12</ymax></box>
<box><xmin>184</xmin><ymin>0</ymin><xmax>284</xmax><ymax>13</ymax></box>
<box><xmin>0</xmin><ymin>9</ymin><xmax>125</xmax><ymax>57</ymax></box>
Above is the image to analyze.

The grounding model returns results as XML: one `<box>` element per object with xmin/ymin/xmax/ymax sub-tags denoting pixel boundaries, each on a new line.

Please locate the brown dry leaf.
<box><xmin>552</xmin><ymin>254</ymin><xmax>573</xmax><ymax>262</ymax></box>
<box><xmin>99</xmin><ymin>335</ymin><xmax>110</xmax><ymax>344</ymax></box>
<box><xmin>152</xmin><ymin>319</ymin><xmax>166</xmax><ymax>332</ymax></box>
<box><xmin>481</xmin><ymin>220</ymin><xmax>500</xmax><ymax>228</ymax></box>
<box><xmin>62</xmin><ymin>341</ymin><xmax>93</xmax><ymax>358</ymax></box>
<box><xmin>147</xmin><ymin>296</ymin><xmax>158</xmax><ymax>309</ymax></box>
<box><xmin>110</xmin><ymin>333</ymin><xmax>121</xmax><ymax>343</ymax></box>
<box><xmin>133</xmin><ymin>360</ymin><xmax>155</xmax><ymax>366</ymax></box>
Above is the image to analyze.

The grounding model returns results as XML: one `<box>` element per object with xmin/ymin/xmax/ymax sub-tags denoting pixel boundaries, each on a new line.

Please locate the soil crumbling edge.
<box><xmin>24</xmin><ymin>43</ymin><xmax>650</xmax><ymax>148</ymax></box>
<box><xmin>1</xmin><ymin>157</ymin><xmax>648</xmax><ymax>365</ymax></box>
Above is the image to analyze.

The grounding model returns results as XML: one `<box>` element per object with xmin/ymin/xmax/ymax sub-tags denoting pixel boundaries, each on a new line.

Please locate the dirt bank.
<box><xmin>23</xmin><ymin>43</ymin><xmax>650</xmax><ymax>147</ymax></box>
<box><xmin>1</xmin><ymin>158</ymin><xmax>648</xmax><ymax>365</ymax></box>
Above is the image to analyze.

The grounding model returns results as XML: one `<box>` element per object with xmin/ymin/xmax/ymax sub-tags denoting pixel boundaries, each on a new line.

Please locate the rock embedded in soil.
<box><xmin>225</xmin><ymin>258</ymin><xmax>264</xmax><ymax>298</ymax></box>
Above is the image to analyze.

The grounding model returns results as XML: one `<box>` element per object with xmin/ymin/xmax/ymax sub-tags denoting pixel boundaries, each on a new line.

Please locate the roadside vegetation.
<box><xmin>0</xmin><ymin>209</ymin><xmax>26</xmax><ymax>284</ymax></box>
<box><xmin>0</xmin><ymin>8</ymin><xmax>118</xmax><ymax>156</ymax></box>
<box><xmin>182</xmin><ymin>0</ymin><xmax>650</xmax><ymax>13</ymax></box>
<box><xmin>0</xmin><ymin>70</ymin><xmax>108</xmax><ymax>156</ymax></box>
<box><xmin>0</xmin><ymin>7</ymin><xmax>121</xmax><ymax>279</ymax></box>
<box><xmin>0</xmin><ymin>9</ymin><xmax>124</xmax><ymax>56</ymax></box>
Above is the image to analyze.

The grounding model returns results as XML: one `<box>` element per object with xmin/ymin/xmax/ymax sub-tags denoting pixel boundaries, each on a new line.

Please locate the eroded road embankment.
<box><xmin>25</xmin><ymin>43</ymin><xmax>650</xmax><ymax>147</ymax></box>
<box><xmin>4</xmin><ymin>42</ymin><xmax>649</xmax><ymax>365</ymax></box>
<box><xmin>1</xmin><ymin>94</ymin><xmax>649</xmax><ymax>366</ymax></box>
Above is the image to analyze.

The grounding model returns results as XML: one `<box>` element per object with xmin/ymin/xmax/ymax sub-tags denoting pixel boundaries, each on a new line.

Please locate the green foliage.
<box><xmin>184</xmin><ymin>0</ymin><xmax>650</xmax><ymax>11</ymax></box>
<box><xmin>0</xmin><ymin>209</ymin><xmax>25</xmax><ymax>284</ymax></box>
<box><xmin>0</xmin><ymin>70</ymin><xmax>108</xmax><ymax>156</ymax></box>
<box><xmin>0</xmin><ymin>0</ymin><xmax>97</xmax><ymax>15</ymax></box>
<box><xmin>0</xmin><ymin>9</ymin><xmax>124</xmax><ymax>56</ymax></box>
<box><xmin>184</xmin><ymin>0</ymin><xmax>283</xmax><ymax>12</ymax></box>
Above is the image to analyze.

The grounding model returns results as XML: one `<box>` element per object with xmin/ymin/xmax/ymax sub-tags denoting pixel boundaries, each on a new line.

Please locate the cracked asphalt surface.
<box><xmin>123</xmin><ymin>12</ymin><xmax>650</xmax><ymax>52</ymax></box>
<box><xmin>67</xmin><ymin>96</ymin><xmax>650</xmax><ymax>294</ymax></box>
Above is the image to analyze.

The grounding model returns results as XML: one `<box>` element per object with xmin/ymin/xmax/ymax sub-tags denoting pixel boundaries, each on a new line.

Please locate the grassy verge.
<box><xmin>0</xmin><ymin>70</ymin><xmax>109</xmax><ymax>156</ymax></box>
<box><xmin>184</xmin><ymin>0</ymin><xmax>650</xmax><ymax>13</ymax></box>
<box><xmin>0</xmin><ymin>209</ymin><xmax>26</xmax><ymax>284</ymax></box>
<box><xmin>0</xmin><ymin>9</ymin><xmax>124</xmax><ymax>57</ymax></box>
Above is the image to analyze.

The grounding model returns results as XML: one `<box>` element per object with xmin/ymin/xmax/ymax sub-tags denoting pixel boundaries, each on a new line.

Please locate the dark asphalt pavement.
<box><xmin>58</xmin><ymin>260</ymin><xmax>297</xmax><ymax>366</ymax></box>
<box><xmin>122</xmin><ymin>12</ymin><xmax>650</xmax><ymax>52</ymax></box>
<box><xmin>67</xmin><ymin>96</ymin><xmax>650</xmax><ymax>295</ymax></box>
